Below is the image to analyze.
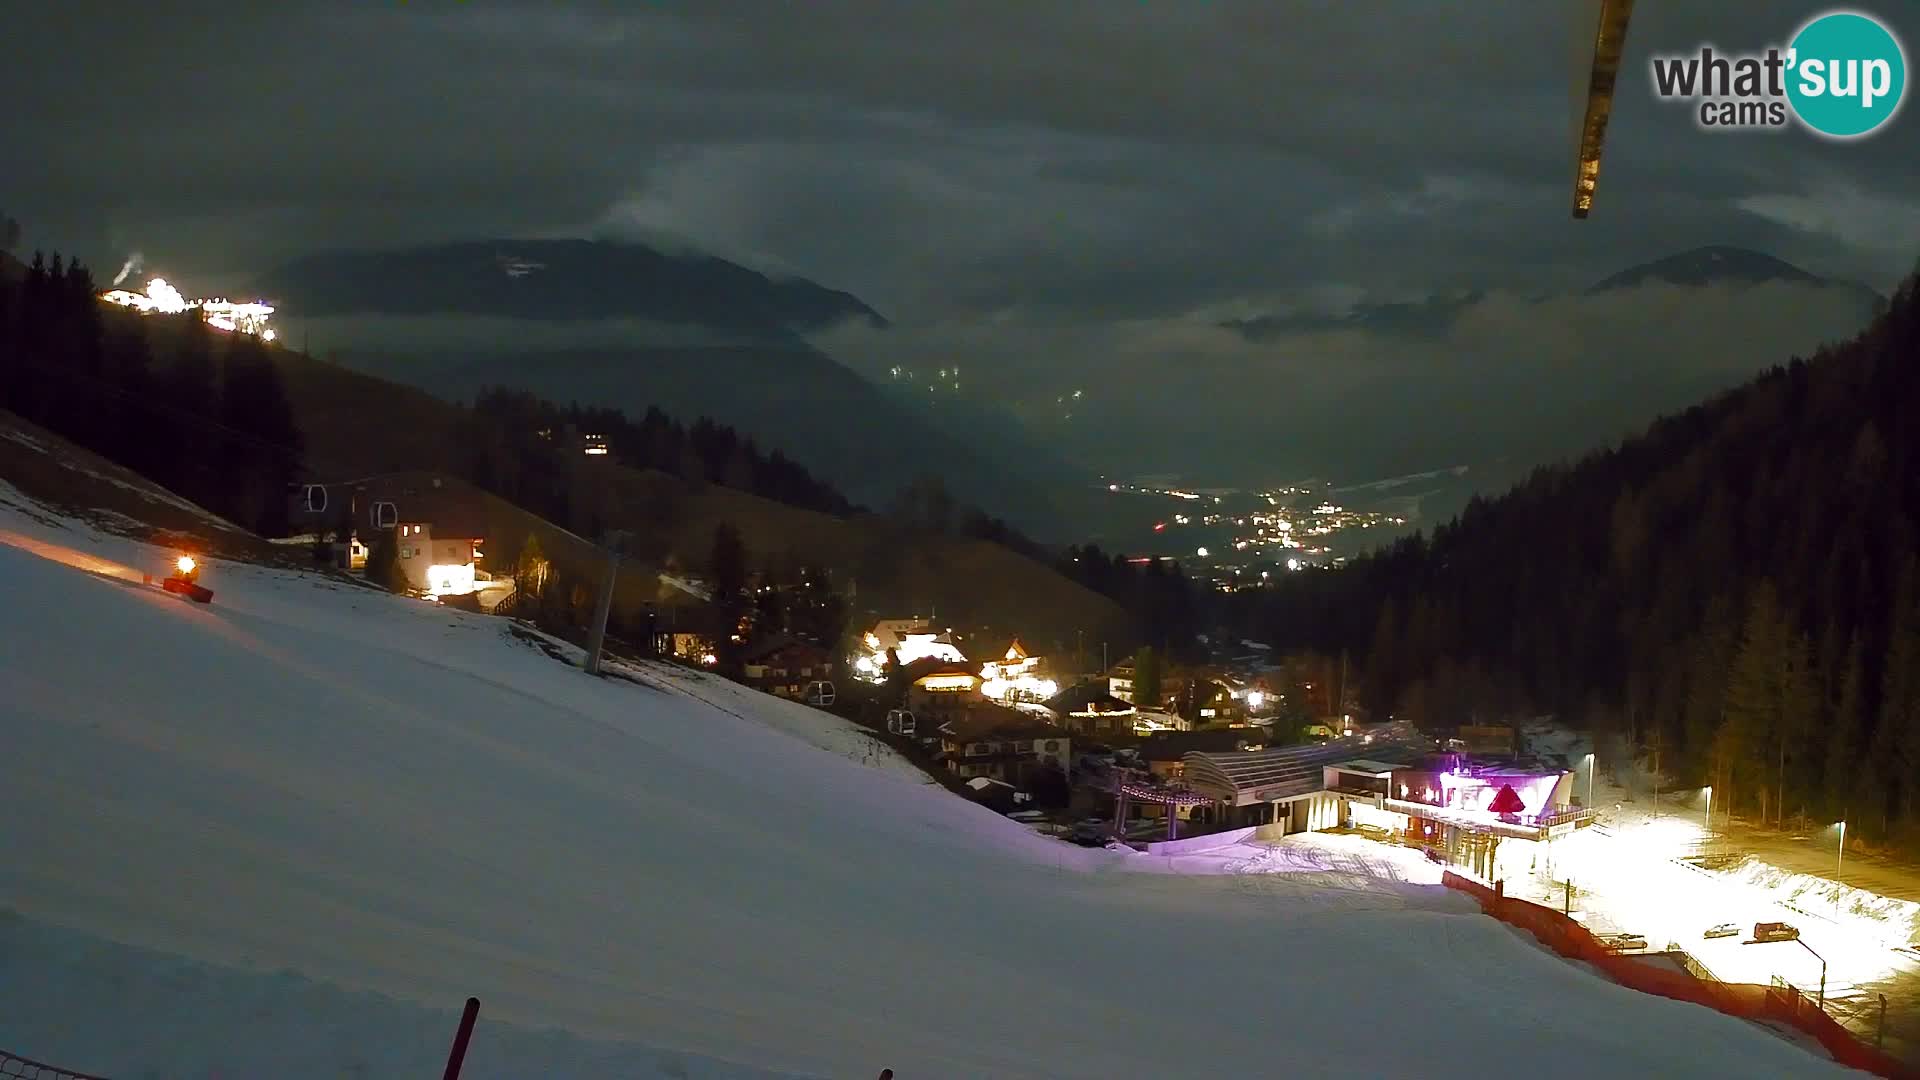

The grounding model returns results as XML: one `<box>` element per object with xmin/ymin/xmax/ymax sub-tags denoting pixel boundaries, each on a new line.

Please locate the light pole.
<box><xmin>1837</xmin><ymin>820</ymin><xmax>1847</xmax><ymax>880</ymax></box>
<box><xmin>1703</xmin><ymin>786</ymin><xmax>1713</xmax><ymax>843</ymax></box>
<box><xmin>1585</xmin><ymin>752</ymin><xmax>1596</xmax><ymax>808</ymax></box>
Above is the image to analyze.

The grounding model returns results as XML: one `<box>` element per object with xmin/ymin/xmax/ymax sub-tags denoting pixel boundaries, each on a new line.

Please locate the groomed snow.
<box><xmin>0</xmin><ymin>497</ymin><xmax>1857</xmax><ymax>1078</ymax></box>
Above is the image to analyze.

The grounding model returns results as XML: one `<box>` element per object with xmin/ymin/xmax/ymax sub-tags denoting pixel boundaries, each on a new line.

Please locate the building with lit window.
<box><xmin>939</xmin><ymin>707</ymin><xmax>1072</xmax><ymax>786</ymax></box>
<box><xmin>851</xmin><ymin>618</ymin><xmax>968</xmax><ymax>683</ymax></box>
<box><xmin>902</xmin><ymin>656</ymin><xmax>985</xmax><ymax>733</ymax></box>
<box><xmin>978</xmin><ymin>639</ymin><xmax>1058</xmax><ymax>704</ymax></box>
<box><xmin>1178</xmin><ymin>742</ymin><xmax>1596</xmax><ymax>875</ymax></box>
<box><xmin>285</xmin><ymin>472</ymin><xmax>493</xmax><ymax>599</ymax></box>
<box><xmin>742</xmin><ymin>637</ymin><xmax>835</xmax><ymax>699</ymax></box>
<box><xmin>1046</xmin><ymin>682</ymin><xmax>1137</xmax><ymax>739</ymax></box>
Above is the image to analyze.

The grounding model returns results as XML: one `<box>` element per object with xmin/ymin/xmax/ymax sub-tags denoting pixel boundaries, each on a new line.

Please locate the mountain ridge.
<box><xmin>255</xmin><ymin>237</ymin><xmax>888</xmax><ymax>338</ymax></box>
<box><xmin>252</xmin><ymin>236</ymin><xmax>1100</xmax><ymax>538</ymax></box>
<box><xmin>1222</xmin><ymin>246</ymin><xmax>1885</xmax><ymax>341</ymax></box>
<box><xmin>1255</xmin><ymin>269</ymin><xmax>1920</xmax><ymax>844</ymax></box>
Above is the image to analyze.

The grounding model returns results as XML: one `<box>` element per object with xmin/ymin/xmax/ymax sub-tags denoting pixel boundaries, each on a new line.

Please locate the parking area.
<box><xmin>1501</xmin><ymin>815</ymin><xmax>1919</xmax><ymax>1059</ymax></box>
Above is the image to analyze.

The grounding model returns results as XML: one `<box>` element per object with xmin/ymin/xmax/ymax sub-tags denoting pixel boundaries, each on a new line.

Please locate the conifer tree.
<box><xmin>366</xmin><ymin>526</ymin><xmax>407</xmax><ymax>593</ymax></box>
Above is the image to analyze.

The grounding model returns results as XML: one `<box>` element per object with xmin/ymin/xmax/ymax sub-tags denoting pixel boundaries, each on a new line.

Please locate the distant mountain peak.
<box><xmin>1590</xmin><ymin>246</ymin><xmax>1825</xmax><ymax>293</ymax></box>
<box><xmin>1220</xmin><ymin>290</ymin><xmax>1485</xmax><ymax>341</ymax></box>
<box><xmin>1219</xmin><ymin>245</ymin><xmax>1885</xmax><ymax>346</ymax></box>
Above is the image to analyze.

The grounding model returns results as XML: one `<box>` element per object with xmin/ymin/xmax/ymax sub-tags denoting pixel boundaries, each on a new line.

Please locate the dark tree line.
<box><xmin>1058</xmin><ymin>545</ymin><xmax>1203</xmax><ymax>662</ymax></box>
<box><xmin>0</xmin><ymin>252</ymin><xmax>303</xmax><ymax>535</ymax></box>
<box><xmin>1253</xmin><ymin>267</ymin><xmax>1920</xmax><ymax>841</ymax></box>
<box><xmin>887</xmin><ymin>473</ymin><xmax>1053</xmax><ymax>562</ymax></box>
<box><xmin>466</xmin><ymin>387</ymin><xmax>859</xmax><ymax>519</ymax></box>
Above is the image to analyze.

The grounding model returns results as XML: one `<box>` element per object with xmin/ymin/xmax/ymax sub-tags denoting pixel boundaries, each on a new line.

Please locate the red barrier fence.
<box><xmin>1442</xmin><ymin>872</ymin><xmax>1916</xmax><ymax>1078</ymax></box>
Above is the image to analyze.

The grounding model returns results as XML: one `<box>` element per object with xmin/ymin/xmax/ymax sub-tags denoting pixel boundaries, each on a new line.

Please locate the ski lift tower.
<box><xmin>584</xmin><ymin>529</ymin><xmax>633</xmax><ymax>676</ymax></box>
<box><xmin>1572</xmin><ymin>0</ymin><xmax>1637</xmax><ymax>218</ymax></box>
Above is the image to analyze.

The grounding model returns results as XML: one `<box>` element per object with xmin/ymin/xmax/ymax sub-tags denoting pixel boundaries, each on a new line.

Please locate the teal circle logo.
<box><xmin>1786</xmin><ymin>11</ymin><xmax>1907</xmax><ymax>138</ymax></box>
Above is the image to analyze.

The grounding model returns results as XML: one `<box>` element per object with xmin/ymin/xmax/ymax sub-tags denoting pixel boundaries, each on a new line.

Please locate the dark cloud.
<box><xmin>2</xmin><ymin>2</ymin><xmax>1914</xmax><ymax>485</ymax></box>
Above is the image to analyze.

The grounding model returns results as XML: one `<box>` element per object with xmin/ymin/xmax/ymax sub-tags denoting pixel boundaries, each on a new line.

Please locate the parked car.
<box><xmin>1597</xmin><ymin>933</ymin><xmax>1650</xmax><ymax>952</ymax></box>
<box><xmin>1753</xmin><ymin>921</ymin><xmax>1801</xmax><ymax>943</ymax></box>
<box><xmin>1069</xmin><ymin>820</ymin><xmax>1111</xmax><ymax>846</ymax></box>
<box><xmin>1703</xmin><ymin>923</ymin><xmax>1740</xmax><ymax>940</ymax></box>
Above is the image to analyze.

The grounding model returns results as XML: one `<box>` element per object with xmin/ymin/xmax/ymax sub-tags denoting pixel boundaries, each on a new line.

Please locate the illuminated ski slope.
<box><xmin>0</xmin><ymin>493</ymin><xmax>1854</xmax><ymax>1078</ymax></box>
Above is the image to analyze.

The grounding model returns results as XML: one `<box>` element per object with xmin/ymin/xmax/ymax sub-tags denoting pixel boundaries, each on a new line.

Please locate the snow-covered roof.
<box><xmin>1184</xmin><ymin>741</ymin><xmax>1425</xmax><ymax>806</ymax></box>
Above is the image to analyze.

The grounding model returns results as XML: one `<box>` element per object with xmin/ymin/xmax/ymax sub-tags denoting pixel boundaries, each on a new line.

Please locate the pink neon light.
<box><xmin>1434</xmin><ymin>770</ymin><xmax>1565</xmax><ymax>819</ymax></box>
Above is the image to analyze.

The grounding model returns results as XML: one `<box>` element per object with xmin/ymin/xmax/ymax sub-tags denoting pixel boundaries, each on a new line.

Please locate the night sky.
<box><xmin>6</xmin><ymin>3</ymin><xmax>1916</xmax><ymax>482</ymax></box>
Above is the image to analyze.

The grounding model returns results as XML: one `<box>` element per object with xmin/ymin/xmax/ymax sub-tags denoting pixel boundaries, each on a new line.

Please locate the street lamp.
<box><xmin>1703</xmin><ymin>785</ymin><xmax>1713</xmax><ymax>842</ymax></box>
<box><xmin>1837</xmin><ymin>820</ymin><xmax>1847</xmax><ymax>880</ymax></box>
<box><xmin>1584</xmin><ymin>752</ymin><xmax>1595</xmax><ymax>808</ymax></box>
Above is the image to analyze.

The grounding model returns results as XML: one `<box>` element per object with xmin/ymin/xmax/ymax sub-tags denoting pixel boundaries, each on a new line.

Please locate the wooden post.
<box><xmin>443</xmin><ymin>997</ymin><xmax>480</xmax><ymax>1080</ymax></box>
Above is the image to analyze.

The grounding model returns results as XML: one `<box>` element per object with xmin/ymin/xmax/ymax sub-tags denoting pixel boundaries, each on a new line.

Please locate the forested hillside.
<box><xmin>0</xmin><ymin>253</ymin><xmax>861</xmax><ymax>534</ymax></box>
<box><xmin>465</xmin><ymin>388</ymin><xmax>860</xmax><ymax>521</ymax></box>
<box><xmin>1260</xmin><ymin>266</ymin><xmax>1920</xmax><ymax>840</ymax></box>
<box><xmin>0</xmin><ymin>252</ymin><xmax>304</xmax><ymax>536</ymax></box>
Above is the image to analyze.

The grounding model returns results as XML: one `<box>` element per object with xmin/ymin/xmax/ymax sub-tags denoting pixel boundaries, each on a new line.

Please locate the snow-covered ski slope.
<box><xmin>0</xmin><ymin>492</ymin><xmax>1853</xmax><ymax>1078</ymax></box>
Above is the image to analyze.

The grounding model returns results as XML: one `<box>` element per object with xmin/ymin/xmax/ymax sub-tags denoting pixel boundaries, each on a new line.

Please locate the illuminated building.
<box><xmin>1045</xmin><ymin>682</ymin><xmax>1136</xmax><ymax>738</ymax></box>
<box><xmin>284</xmin><ymin>472</ymin><xmax>491</xmax><ymax>599</ymax></box>
<box><xmin>852</xmin><ymin>618</ymin><xmax>967</xmax><ymax>683</ymax></box>
<box><xmin>978</xmin><ymin>639</ymin><xmax>1058</xmax><ymax>705</ymax></box>
<box><xmin>1175</xmin><ymin>742</ymin><xmax>1597</xmax><ymax>876</ymax></box>
<box><xmin>902</xmin><ymin>657</ymin><xmax>986</xmax><ymax>734</ymax></box>
<box><xmin>99</xmin><ymin>278</ymin><xmax>277</xmax><ymax>341</ymax></box>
